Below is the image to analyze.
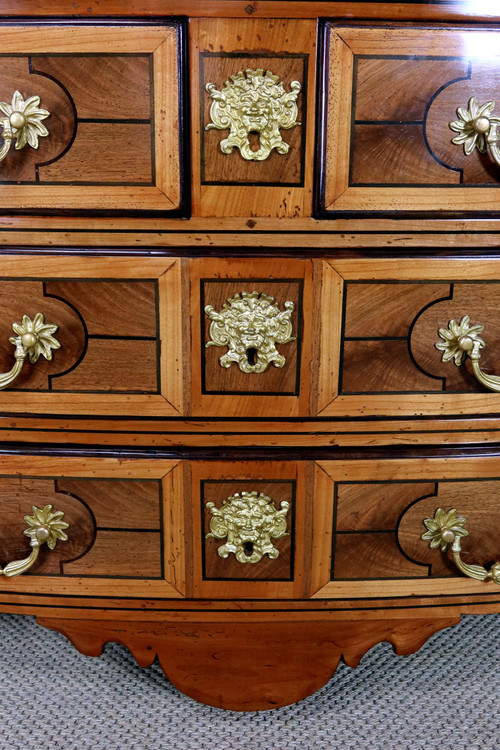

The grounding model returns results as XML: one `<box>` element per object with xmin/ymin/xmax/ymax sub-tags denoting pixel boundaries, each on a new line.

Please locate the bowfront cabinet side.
<box><xmin>1</xmin><ymin>0</ymin><xmax>500</xmax><ymax>713</ymax></box>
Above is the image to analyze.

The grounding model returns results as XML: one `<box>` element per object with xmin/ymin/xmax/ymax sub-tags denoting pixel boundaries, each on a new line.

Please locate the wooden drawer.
<box><xmin>0</xmin><ymin>21</ymin><xmax>184</xmax><ymax>214</ymax></box>
<box><xmin>190</xmin><ymin>18</ymin><xmax>317</xmax><ymax>218</ymax></box>
<box><xmin>318</xmin><ymin>257</ymin><xmax>500</xmax><ymax>419</ymax></box>
<box><xmin>6</xmin><ymin>254</ymin><xmax>500</xmax><ymax>426</ymax></box>
<box><xmin>318</xmin><ymin>24</ymin><xmax>500</xmax><ymax>217</ymax></box>
<box><xmin>3</xmin><ymin>450</ymin><xmax>500</xmax><ymax>609</ymax></box>
<box><xmin>311</xmin><ymin>452</ymin><xmax>500</xmax><ymax>604</ymax></box>
<box><xmin>0</xmin><ymin>256</ymin><xmax>183</xmax><ymax>418</ymax></box>
<box><xmin>0</xmin><ymin>455</ymin><xmax>305</xmax><ymax>601</ymax></box>
<box><xmin>0</xmin><ymin>454</ymin><xmax>185</xmax><ymax>599</ymax></box>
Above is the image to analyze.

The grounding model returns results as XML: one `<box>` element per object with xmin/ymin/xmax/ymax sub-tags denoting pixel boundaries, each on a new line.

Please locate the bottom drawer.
<box><xmin>1</xmin><ymin>450</ymin><xmax>500</xmax><ymax>606</ymax></box>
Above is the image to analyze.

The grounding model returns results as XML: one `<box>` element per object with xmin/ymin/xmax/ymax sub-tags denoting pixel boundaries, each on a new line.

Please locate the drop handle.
<box><xmin>0</xmin><ymin>505</ymin><xmax>69</xmax><ymax>578</ymax></box>
<box><xmin>422</xmin><ymin>508</ymin><xmax>500</xmax><ymax>584</ymax></box>
<box><xmin>450</xmin><ymin>97</ymin><xmax>500</xmax><ymax>169</ymax></box>
<box><xmin>0</xmin><ymin>313</ymin><xmax>60</xmax><ymax>391</ymax></box>
<box><xmin>436</xmin><ymin>315</ymin><xmax>500</xmax><ymax>392</ymax></box>
<box><xmin>0</xmin><ymin>91</ymin><xmax>50</xmax><ymax>163</ymax></box>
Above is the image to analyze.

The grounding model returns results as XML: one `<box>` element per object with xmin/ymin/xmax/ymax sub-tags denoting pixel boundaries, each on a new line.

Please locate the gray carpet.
<box><xmin>0</xmin><ymin>613</ymin><xmax>499</xmax><ymax>749</ymax></box>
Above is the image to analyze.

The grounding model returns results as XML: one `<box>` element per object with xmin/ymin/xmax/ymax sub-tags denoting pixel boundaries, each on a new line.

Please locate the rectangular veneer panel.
<box><xmin>0</xmin><ymin>22</ymin><xmax>184</xmax><ymax>214</ymax></box>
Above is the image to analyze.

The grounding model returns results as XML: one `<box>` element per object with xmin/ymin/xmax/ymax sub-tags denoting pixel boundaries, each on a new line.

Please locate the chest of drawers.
<box><xmin>1</xmin><ymin>0</ymin><xmax>500</xmax><ymax>711</ymax></box>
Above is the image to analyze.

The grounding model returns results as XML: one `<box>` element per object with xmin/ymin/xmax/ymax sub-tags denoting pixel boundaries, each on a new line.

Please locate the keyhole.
<box><xmin>246</xmin><ymin>347</ymin><xmax>257</xmax><ymax>366</ymax></box>
<box><xmin>243</xmin><ymin>542</ymin><xmax>254</xmax><ymax>556</ymax></box>
<box><xmin>248</xmin><ymin>131</ymin><xmax>260</xmax><ymax>152</ymax></box>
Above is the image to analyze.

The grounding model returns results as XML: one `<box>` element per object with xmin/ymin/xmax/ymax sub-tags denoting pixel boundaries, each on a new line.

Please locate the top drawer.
<box><xmin>0</xmin><ymin>21</ymin><xmax>184</xmax><ymax>215</ymax></box>
<box><xmin>319</xmin><ymin>25</ymin><xmax>500</xmax><ymax>217</ymax></box>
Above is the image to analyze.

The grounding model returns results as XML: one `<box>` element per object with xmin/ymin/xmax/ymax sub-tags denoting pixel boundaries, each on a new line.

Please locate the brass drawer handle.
<box><xmin>422</xmin><ymin>507</ymin><xmax>500</xmax><ymax>584</ymax></box>
<box><xmin>0</xmin><ymin>504</ymin><xmax>69</xmax><ymax>578</ymax></box>
<box><xmin>450</xmin><ymin>97</ymin><xmax>500</xmax><ymax>168</ymax></box>
<box><xmin>435</xmin><ymin>315</ymin><xmax>500</xmax><ymax>392</ymax></box>
<box><xmin>0</xmin><ymin>91</ymin><xmax>50</xmax><ymax>163</ymax></box>
<box><xmin>206</xmin><ymin>490</ymin><xmax>290</xmax><ymax>564</ymax></box>
<box><xmin>0</xmin><ymin>313</ymin><xmax>60</xmax><ymax>391</ymax></box>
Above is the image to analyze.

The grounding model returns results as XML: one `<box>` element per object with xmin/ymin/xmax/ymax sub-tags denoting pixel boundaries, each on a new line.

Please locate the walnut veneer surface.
<box><xmin>1</xmin><ymin>1</ymin><xmax>500</xmax><ymax>711</ymax></box>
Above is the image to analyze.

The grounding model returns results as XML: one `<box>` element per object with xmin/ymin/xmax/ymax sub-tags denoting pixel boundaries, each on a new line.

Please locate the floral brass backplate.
<box><xmin>206</xmin><ymin>490</ymin><xmax>290</xmax><ymax>564</ymax></box>
<box><xmin>205</xmin><ymin>291</ymin><xmax>295</xmax><ymax>373</ymax></box>
<box><xmin>205</xmin><ymin>68</ymin><xmax>301</xmax><ymax>161</ymax></box>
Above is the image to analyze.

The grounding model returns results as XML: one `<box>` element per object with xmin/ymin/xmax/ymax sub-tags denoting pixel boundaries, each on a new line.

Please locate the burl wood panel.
<box><xmin>202</xmin><ymin>279</ymin><xmax>301</xmax><ymax>395</ymax></box>
<box><xmin>322</xmin><ymin>27</ymin><xmax>500</xmax><ymax>214</ymax></box>
<box><xmin>202</xmin><ymin>480</ymin><xmax>294</xmax><ymax>581</ymax></box>
<box><xmin>0</xmin><ymin>476</ymin><xmax>162</xmax><ymax>578</ymax></box>
<box><xmin>190</xmin><ymin>17</ymin><xmax>316</xmax><ymax>217</ymax></box>
<box><xmin>0</xmin><ymin>278</ymin><xmax>159</xmax><ymax>394</ymax></box>
<box><xmin>0</xmin><ymin>25</ymin><xmax>182</xmax><ymax>212</ymax></box>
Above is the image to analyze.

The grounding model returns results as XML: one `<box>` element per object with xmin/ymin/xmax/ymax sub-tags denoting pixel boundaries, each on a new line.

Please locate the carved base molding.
<box><xmin>37</xmin><ymin>615</ymin><xmax>460</xmax><ymax>710</ymax></box>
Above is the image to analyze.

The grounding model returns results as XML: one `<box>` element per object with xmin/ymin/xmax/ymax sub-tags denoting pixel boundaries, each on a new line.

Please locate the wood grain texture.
<box><xmin>0</xmin><ymin>256</ymin><xmax>182</xmax><ymax>416</ymax></box>
<box><xmin>0</xmin><ymin>24</ymin><xmax>181</xmax><ymax>212</ymax></box>
<box><xmin>0</xmin><ymin>1</ymin><xmax>498</xmax><ymax>21</ymax></box>
<box><xmin>36</xmin><ymin>615</ymin><xmax>460</xmax><ymax>710</ymax></box>
<box><xmin>190</xmin><ymin>460</ymin><xmax>307</xmax><ymax>599</ymax></box>
<box><xmin>1</xmin><ymin>2</ymin><xmax>500</xmax><ymax>711</ymax></box>
<box><xmin>190</xmin><ymin>17</ymin><xmax>316</xmax><ymax>218</ymax></box>
<box><xmin>319</xmin><ymin>258</ymin><xmax>500</xmax><ymax>418</ymax></box>
<box><xmin>0</xmin><ymin>57</ymin><xmax>75</xmax><ymax>183</ymax></box>
<box><xmin>0</xmin><ymin>455</ymin><xmax>183</xmax><ymax>598</ymax></box>
<box><xmin>322</xmin><ymin>26</ymin><xmax>500</xmax><ymax>214</ymax></box>
<box><xmin>201</xmin><ymin>55</ymin><xmax>305</xmax><ymax>185</ymax></box>
<box><xmin>5</xmin><ymin>416</ymin><xmax>500</xmax><ymax>448</ymax></box>
<box><xmin>202</xmin><ymin>279</ymin><xmax>301</xmax><ymax>395</ymax></box>
<box><xmin>0</xmin><ymin>475</ymin><xmax>163</xmax><ymax>578</ymax></box>
<box><xmin>6</xmin><ymin>218</ymin><xmax>500</xmax><ymax>246</ymax></box>
<box><xmin>190</xmin><ymin>257</ymin><xmax>314</xmax><ymax>417</ymax></box>
<box><xmin>314</xmin><ymin>454</ymin><xmax>500</xmax><ymax>598</ymax></box>
<box><xmin>398</xmin><ymin>481</ymin><xmax>500</xmax><ymax>577</ymax></box>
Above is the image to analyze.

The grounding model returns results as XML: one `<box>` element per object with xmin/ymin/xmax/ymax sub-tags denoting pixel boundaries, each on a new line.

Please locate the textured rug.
<box><xmin>0</xmin><ymin>613</ymin><xmax>499</xmax><ymax>749</ymax></box>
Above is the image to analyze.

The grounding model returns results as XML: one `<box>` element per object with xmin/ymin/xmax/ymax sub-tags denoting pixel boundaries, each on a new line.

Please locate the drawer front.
<box><xmin>2</xmin><ymin>452</ymin><xmax>500</xmax><ymax>609</ymax></box>
<box><xmin>0</xmin><ymin>22</ymin><xmax>184</xmax><ymax>214</ymax></box>
<box><xmin>189</xmin><ymin>459</ymin><xmax>307</xmax><ymax>599</ymax></box>
<box><xmin>0</xmin><ymin>257</ymin><xmax>184</xmax><ymax>417</ymax></box>
<box><xmin>190</xmin><ymin>258</ymin><xmax>313</xmax><ymax>417</ymax></box>
<box><xmin>5</xmin><ymin>255</ymin><xmax>500</xmax><ymax>424</ymax></box>
<box><xmin>0</xmin><ymin>455</ymin><xmax>305</xmax><ymax>601</ymax></box>
<box><xmin>0</xmin><ymin>255</ymin><xmax>316</xmax><ymax>420</ymax></box>
<box><xmin>0</xmin><ymin>455</ymin><xmax>184</xmax><ymax>599</ymax></box>
<box><xmin>190</xmin><ymin>18</ymin><xmax>317</xmax><ymax>218</ymax></box>
<box><xmin>312</xmin><ymin>454</ymin><xmax>500</xmax><ymax>603</ymax></box>
<box><xmin>318</xmin><ymin>257</ymin><xmax>500</xmax><ymax>419</ymax></box>
<box><xmin>319</xmin><ymin>24</ymin><xmax>500</xmax><ymax>216</ymax></box>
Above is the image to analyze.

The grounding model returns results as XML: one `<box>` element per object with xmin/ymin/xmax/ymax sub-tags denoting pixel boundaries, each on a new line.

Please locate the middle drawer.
<box><xmin>1</xmin><ymin>254</ymin><xmax>500</xmax><ymax>422</ymax></box>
